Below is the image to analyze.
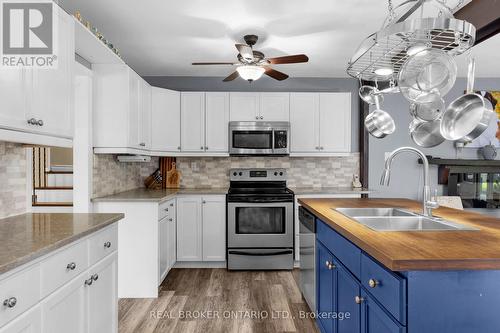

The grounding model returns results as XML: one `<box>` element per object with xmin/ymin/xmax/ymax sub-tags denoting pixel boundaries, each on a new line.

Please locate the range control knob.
<box><xmin>239</xmin><ymin>172</ymin><xmax>243</xmax><ymax>176</ymax></box>
<box><xmin>274</xmin><ymin>172</ymin><xmax>278</xmax><ymax>176</ymax></box>
<box><xmin>233</xmin><ymin>172</ymin><xmax>237</xmax><ymax>176</ymax></box>
<box><xmin>279</xmin><ymin>172</ymin><xmax>283</xmax><ymax>176</ymax></box>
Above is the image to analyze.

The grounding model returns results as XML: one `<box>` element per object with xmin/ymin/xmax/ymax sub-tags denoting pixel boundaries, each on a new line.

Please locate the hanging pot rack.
<box><xmin>346</xmin><ymin>0</ymin><xmax>476</xmax><ymax>82</ymax></box>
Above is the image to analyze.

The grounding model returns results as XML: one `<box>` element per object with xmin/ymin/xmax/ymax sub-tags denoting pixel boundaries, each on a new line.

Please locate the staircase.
<box><xmin>32</xmin><ymin>147</ymin><xmax>73</xmax><ymax>209</ymax></box>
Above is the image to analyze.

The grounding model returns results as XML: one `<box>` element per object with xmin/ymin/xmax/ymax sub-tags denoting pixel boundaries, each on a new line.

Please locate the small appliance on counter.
<box><xmin>299</xmin><ymin>205</ymin><xmax>316</xmax><ymax>312</ymax></box>
<box><xmin>226</xmin><ymin>168</ymin><xmax>294</xmax><ymax>270</ymax></box>
<box><xmin>229</xmin><ymin>121</ymin><xmax>289</xmax><ymax>156</ymax></box>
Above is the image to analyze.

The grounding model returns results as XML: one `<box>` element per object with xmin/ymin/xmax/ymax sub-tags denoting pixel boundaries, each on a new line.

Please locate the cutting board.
<box><xmin>166</xmin><ymin>162</ymin><xmax>181</xmax><ymax>188</ymax></box>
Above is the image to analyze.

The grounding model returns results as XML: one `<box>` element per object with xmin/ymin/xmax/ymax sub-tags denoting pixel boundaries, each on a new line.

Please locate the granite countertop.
<box><xmin>299</xmin><ymin>198</ymin><xmax>500</xmax><ymax>271</ymax></box>
<box><xmin>0</xmin><ymin>213</ymin><xmax>124</xmax><ymax>275</ymax></box>
<box><xmin>92</xmin><ymin>187</ymin><xmax>229</xmax><ymax>203</ymax></box>
<box><xmin>290</xmin><ymin>187</ymin><xmax>371</xmax><ymax>195</ymax></box>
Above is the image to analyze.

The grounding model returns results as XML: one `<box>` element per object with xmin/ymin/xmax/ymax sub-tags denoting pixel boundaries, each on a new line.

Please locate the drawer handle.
<box><xmin>368</xmin><ymin>279</ymin><xmax>379</xmax><ymax>288</ymax></box>
<box><xmin>66</xmin><ymin>262</ymin><xmax>77</xmax><ymax>270</ymax></box>
<box><xmin>355</xmin><ymin>296</ymin><xmax>364</xmax><ymax>304</ymax></box>
<box><xmin>325</xmin><ymin>260</ymin><xmax>336</xmax><ymax>270</ymax></box>
<box><xmin>104</xmin><ymin>241</ymin><xmax>112</xmax><ymax>248</ymax></box>
<box><xmin>3</xmin><ymin>297</ymin><xmax>17</xmax><ymax>308</ymax></box>
<box><xmin>92</xmin><ymin>273</ymin><xmax>99</xmax><ymax>281</ymax></box>
<box><xmin>85</xmin><ymin>278</ymin><xmax>93</xmax><ymax>286</ymax></box>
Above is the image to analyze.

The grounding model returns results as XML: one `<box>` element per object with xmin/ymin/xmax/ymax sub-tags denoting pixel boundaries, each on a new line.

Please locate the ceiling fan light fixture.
<box><xmin>236</xmin><ymin>65</ymin><xmax>265</xmax><ymax>81</ymax></box>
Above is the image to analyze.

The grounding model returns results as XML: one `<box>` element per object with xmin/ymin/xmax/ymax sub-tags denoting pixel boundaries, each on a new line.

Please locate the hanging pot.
<box><xmin>359</xmin><ymin>85</ymin><xmax>384</xmax><ymax>105</ymax></box>
<box><xmin>409</xmin><ymin>117</ymin><xmax>445</xmax><ymax>148</ymax></box>
<box><xmin>440</xmin><ymin>58</ymin><xmax>495</xmax><ymax>142</ymax></box>
<box><xmin>409</xmin><ymin>93</ymin><xmax>445</xmax><ymax>122</ymax></box>
<box><xmin>364</xmin><ymin>97</ymin><xmax>395</xmax><ymax>138</ymax></box>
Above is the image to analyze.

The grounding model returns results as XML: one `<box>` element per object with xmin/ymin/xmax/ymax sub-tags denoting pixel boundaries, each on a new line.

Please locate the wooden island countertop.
<box><xmin>298</xmin><ymin>198</ymin><xmax>500</xmax><ymax>271</ymax></box>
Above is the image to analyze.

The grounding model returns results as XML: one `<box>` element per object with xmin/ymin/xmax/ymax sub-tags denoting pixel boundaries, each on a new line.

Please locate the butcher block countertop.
<box><xmin>298</xmin><ymin>198</ymin><xmax>500</xmax><ymax>271</ymax></box>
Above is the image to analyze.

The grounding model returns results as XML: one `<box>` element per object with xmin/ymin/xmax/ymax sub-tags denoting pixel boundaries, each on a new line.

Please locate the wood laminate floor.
<box><xmin>119</xmin><ymin>268</ymin><xmax>320</xmax><ymax>333</ymax></box>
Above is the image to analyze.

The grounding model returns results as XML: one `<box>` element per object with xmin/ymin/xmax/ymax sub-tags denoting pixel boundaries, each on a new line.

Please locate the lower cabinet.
<box><xmin>159</xmin><ymin>209</ymin><xmax>176</xmax><ymax>283</ymax></box>
<box><xmin>177</xmin><ymin>195</ymin><xmax>226</xmax><ymax>262</ymax></box>
<box><xmin>360</xmin><ymin>290</ymin><xmax>405</xmax><ymax>333</ymax></box>
<box><xmin>0</xmin><ymin>305</ymin><xmax>41</xmax><ymax>333</ymax></box>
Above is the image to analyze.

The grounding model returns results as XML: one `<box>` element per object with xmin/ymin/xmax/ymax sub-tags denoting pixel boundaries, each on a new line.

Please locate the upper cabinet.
<box><xmin>93</xmin><ymin>65</ymin><xmax>151</xmax><ymax>151</ymax></box>
<box><xmin>0</xmin><ymin>6</ymin><xmax>74</xmax><ymax>144</ymax></box>
<box><xmin>230</xmin><ymin>92</ymin><xmax>289</xmax><ymax>122</ymax></box>
<box><xmin>180</xmin><ymin>92</ymin><xmax>229</xmax><ymax>154</ymax></box>
<box><xmin>151</xmin><ymin>87</ymin><xmax>180</xmax><ymax>153</ymax></box>
<box><xmin>290</xmin><ymin>92</ymin><xmax>351</xmax><ymax>155</ymax></box>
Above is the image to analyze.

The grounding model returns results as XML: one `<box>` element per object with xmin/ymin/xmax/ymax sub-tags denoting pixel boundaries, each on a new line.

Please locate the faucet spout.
<box><xmin>380</xmin><ymin>147</ymin><xmax>437</xmax><ymax>217</ymax></box>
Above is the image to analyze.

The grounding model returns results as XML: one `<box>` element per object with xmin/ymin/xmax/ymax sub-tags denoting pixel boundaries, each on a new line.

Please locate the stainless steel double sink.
<box><xmin>334</xmin><ymin>208</ymin><xmax>478</xmax><ymax>231</ymax></box>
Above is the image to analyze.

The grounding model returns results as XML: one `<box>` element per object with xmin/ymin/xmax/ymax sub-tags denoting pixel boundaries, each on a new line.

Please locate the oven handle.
<box><xmin>228</xmin><ymin>250</ymin><xmax>293</xmax><ymax>256</ymax></box>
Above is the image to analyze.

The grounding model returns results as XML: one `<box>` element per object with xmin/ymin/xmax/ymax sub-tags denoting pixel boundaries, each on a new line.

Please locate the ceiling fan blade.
<box><xmin>267</xmin><ymin>54</ymin><xmax>309</xmax><ymax>64</ymax></box>
<box><xmin>223</xmin><ymin>71</ymin><xmax>239</xmax><ymax>82</ymax></box>
<box><xmin>235</xmin><ymin>44</ymin><xmax>253</xmax><ymax>61</ymax></box>
<box><xmin>264</xmin><ymin>67</ymin><xmax>289</xmax><ymax>81</ymax></box>
<box><xmin>192</xmin><ymin>62</ymin><xmax>237</xmax><ymax>65</ymax></box>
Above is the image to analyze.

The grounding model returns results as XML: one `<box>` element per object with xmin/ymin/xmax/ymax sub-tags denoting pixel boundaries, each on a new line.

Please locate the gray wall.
<box><xmin>144</xmin><ymin>76</ymin><xmax>360</xmax><ymax>152</ymax></box>
<box><xmin>369</xmin><ymin>78</ymin><xmax>500</xmax><ymax>200</ymax></box>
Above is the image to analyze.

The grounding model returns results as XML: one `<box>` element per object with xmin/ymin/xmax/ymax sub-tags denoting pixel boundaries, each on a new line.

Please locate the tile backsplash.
<box><xmin>176</xmin><ymin>155</ymin><xmax>360</xmax><ymax>188</ymax></box>
<box><xmin>92</xmin><ymin>154</ymin><xmax>159</xmax><ymax>198</ymax></box>
<box><xmin>0</xmin><ymin>142</ymin><xmax>27</xmax><ymax>218</ymax></box>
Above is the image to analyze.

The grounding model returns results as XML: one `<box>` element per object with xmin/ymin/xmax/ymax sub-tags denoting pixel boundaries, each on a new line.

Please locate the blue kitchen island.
<box><xmin>298</xmin><ymin>198</ymin><xmax>500</xmax><ymax>333</ymax></box>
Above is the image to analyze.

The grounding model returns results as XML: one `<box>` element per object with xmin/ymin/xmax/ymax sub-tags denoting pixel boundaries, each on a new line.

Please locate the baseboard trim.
<box><xmin>173</xmin><ymin>261</ymin><xmax>226</xmax><ymax>268</ymax></box>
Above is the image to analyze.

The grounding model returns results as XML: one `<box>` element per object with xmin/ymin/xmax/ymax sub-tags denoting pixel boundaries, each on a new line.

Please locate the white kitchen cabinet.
<box><xmin>93</xmin><ymin>65</ymin><xmax>152</xmax><ymax>151</ymax></box>
<box><xmin>229</xmin><ymin>92</ymin><xmax>260</xmax><ymax>121</ymax></box>
<box><xmin>0</xmin><ymin>305</ymin><xmax>41</xmax><ymax>333</ymax></box>
<box><xmin>181</xmin><ymin>92</ymin><xmax>205</xmax><ymax>152</ymax></box>
<box><xmin>88</xmin><ymin>254</ymin><xmax>118</xmax><ymax>333</ymax></box>
<box><xmin>166</xmin><ymin>213</ymin><xmax>177</xmax><ymax>271</ymax></box>
<box><xmin>202</xmin><ymin>196</ymin><xmax>226</xmax><ymax>261</ymax></box>
<box><xmin>205</xmin><ymin>92</ymin><xmax>229</xmax><ymax>152</ymax></box>
<box><xmin>159</xmin><ymin>218</ymin><xmax>168</xmax><ymax>282</ymax></box>
<box><xmin>290</xmin><ymin>92</ymin><xmax>351</xmax><ymax>155</ymax></box>
<box><xmin>176</xmin><ymin>197</ymin><xmax>203</xmax><ymax>261</ymax></box>
<box><xmin>151</xmin><ymin>88</ymin><xmax>180</xmax><ymax>152</ymax></box>
<box><xmin>260</xmin><ymin>93</ymin><xmax>290</xmax><ymax>121</ymax></box>
<box><xmin>0</xmin><ymin>70</ymin><xmax>28</xmax><ymax>132</ymax></box>
<box><xmin>41</xmin><ymin>273</ymin><xmax>88</xmax><ymax>333</ymax></box>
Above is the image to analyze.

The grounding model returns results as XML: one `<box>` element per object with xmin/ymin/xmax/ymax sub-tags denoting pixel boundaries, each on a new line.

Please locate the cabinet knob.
<box><xmin>66</xmin><ymin>262</ymin><xmax>77</xmax><ymax>270</ymax></box>
<box><xmin>92</xmin><ymin>273</ymin><xmax>99</xmax><ymax>281</ymax></box>
<box><xmin>37</xmin><ymin>119</ymin><xmax>44</xmax><ymax>126</ymax></box>
<box><xmin>27</xmin><ymin>118</ymin><xmax>37</xmax><ymax>125</ymax></box>
<box><xmin>164</xmin><ymin>208</ymin><xmax>169</xmax><ymax>212</ymax></box>
<box><xmin>3</xmin><ymin>297</ymin><xmax>17</xmax><ymax>308</ymax></box>
<box><xmin>202</xmin><ymin>200</ymin><xmax>206</xmax><ymax>204</ymax></box>
<box><xmin>170</xmin><ymin>203</ymin><xmax>174</xmax><ymax>207</ymax></box>
<box><xmin>177</xmin><ymin>146</ymin><xmax>181</xmax><ymax>150</ymax></box>
<box><xmin>139</xmin><ymin>142</ymin><xmax>146</xmax><ymax>147</ymax></box>
<box><xmin>168</xmin><ymin>218</ymin><xmax>173</xmax><ymax>222</ymax></box>
<box><xmin>255</xmin><ymin>116</ymin><xmax>259</xmax><ymax>120</ymax></box>
<box><xmin>85</xmin><ymin>278</ymin><xmax>93</xmax><ymax>286</ymax></box>
<box><xmin>320</xmin><ymin>146</ymin><xmax>324</xmax><ymax>150</ymax></box>
<box><xmin>200</xmin><ymin>146</ymin><xmax>204</xmax><ymax>150</ymax></box>
<box><xmin>104</xmin><ymin>241</ymin><xmax>112</xmax><ymax>248</ymax></box>
<box><xmin>325</xmin><ymin>260</ymin><xmax>335</xmax><ymax>270</ymax></box>
<box><xmin>205</xmin><ymin>146</ymin><xmax>208</xmax><ymax>150</ymax></box>
<box><xmin>368</xmin><ymin>279</ymin><xmax>379</xmax><ymax>288</ymax></box>
<box><xmin>315</xmin><ymin>146</ymin><xmax>319</xmax><ymax>150</ymax></box>
<box><xmin>355</xmin><ymin>296</ymin><xmax>364</xmax><ymax>304</ymax></box>
<box><xmin>260</xmin><ymin>116</ymin><xmax>263</xmax><ymax>119</ymax></box>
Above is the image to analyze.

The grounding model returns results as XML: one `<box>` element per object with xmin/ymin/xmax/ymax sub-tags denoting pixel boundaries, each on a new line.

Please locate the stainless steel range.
<box><xmin>227</xmin><ymin>168</ymin><xmax>294</xmax><ymax>270</ymax></box>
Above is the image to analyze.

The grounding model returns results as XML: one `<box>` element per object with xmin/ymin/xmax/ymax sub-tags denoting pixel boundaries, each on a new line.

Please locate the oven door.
<box><xmin>227</xmin><ymin>201</ymin><xmax>293</xmax><ymax>248</ymax></box>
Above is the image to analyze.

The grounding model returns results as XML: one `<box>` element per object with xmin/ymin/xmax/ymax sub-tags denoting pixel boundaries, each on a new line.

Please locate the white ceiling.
<box><xmin>60</xmin><ymin>0</ymin><xmax>500</xmax><ymax>78</ymax></box>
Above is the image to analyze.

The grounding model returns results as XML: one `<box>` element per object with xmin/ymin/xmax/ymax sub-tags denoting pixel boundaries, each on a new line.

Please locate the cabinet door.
<box><xmin>29</xmin><ymin>7</ymin><xmax>74</xmax><ymax>138</ymax></box>
<box><xmin>176</xmin><ymin>197</ymin><xmax>202</xmax><ymax>261</ymax></box>
<box><xmin>336</xmin><ymin>263</ymin><xmax>361</xmax><ymax>333</ymax></box>
<box><xmin>260</xmin><ymin>93</ymin><xmax>290</xmax><ymax>121</ymax></box>
<box><xmin>202</xmin><ymin>196</ymin><xmax>226</xmax><ymax>261</ymax></box>
<box><xmin>167</xmin><ymin>215</ymin><xmax>177</xmax><ymax>270</ymax></box>
<box><xmin>290</xmin><ymin>93</ymin><xmax>319</xmax><ymax>153</ymax></box>
<box><xmin>317</xmin><ymin>241</ymin><xmax>335</xmax><ymax>333</ymax></box>
<box><xmin>41</xmin><ymin>274</ymin><xmax>87</xmax><ymax>333</ymax></box>
<box><xmin>181</xmin><ymin>92</ymin><xmax>205</xmax><ymax>152</ymax></box>
<box><xmin>361</xmin><ymin>291</ymin><xmax>405</xmax><ymax>333</ymax></box>
<box><xmin>0</xmin><ymin>69</ymin><xmax>29</xmax><ymax>132</ymax></box>
<box><xmin>88</xmin><ymin>254</ymin><xmax>118</xmax><ymax>333</ymax></box>
<box><xmin>319</xmin><ymin>93</ymin><xmax>351</xmax><ymax>153</ymax></box>
<box><xmin>128</xmin><ymin>72</ymin><xmax>141</xmax><ymax>149</ymax></box>
<box><xmin>139</xmin><ymin>80</ymin><xmax>152</xmax><ymax>149</ymax></box>
<box><xmin>229</xmin><ymin>92</ymin><xmax>260</xmax><ymax>121</ymax></box>
<box><xmin>158</xmin><ymin>218</ymin><xmax>168</xmax><ymax>282</ymax></box>
<box><xmin>151</xmin><ymin>88</ymin><xmax>180</xmax><ymax>152</ymax></box>
<box><xmin>205</xmin><ymin>92</ymin><xmax>229</xmax><ymax>153</ymax></box>
<box><xmin>0</xmin><ymin>305</ymin><xmax>41</xmax><ymax>333</ymax></box>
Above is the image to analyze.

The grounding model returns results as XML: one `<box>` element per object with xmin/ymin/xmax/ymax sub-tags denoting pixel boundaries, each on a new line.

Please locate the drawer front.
<box><xmin>361</xmin><ymin>253</ymin><xmax>406</xmax><ymax>325</ymax></box>
<box><xmin>159</xmin><ymin>199</ymin><xmax>176</xmax><ymax>221</ymax></box>
<box><xmin>0</xmin><ymin>264</ymin><xmax>41</xmax><ymax>328</ymax></box>
<box><xmin>317</xmin><ymin>219</ymin><xmax>361</xmax><ymax>278</ymax></box>
<box><xmin>89</xmin><ymin>224</ymin><xmax>118</xmax><ymax>265</ymax></box>
<box><xmin>40</xmin><ymin>240</ymin><xmax>88</xmax><ymax>297</ymax></box>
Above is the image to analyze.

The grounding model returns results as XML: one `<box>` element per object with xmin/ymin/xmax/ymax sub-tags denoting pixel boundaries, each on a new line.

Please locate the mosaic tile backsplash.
<box><xmin>0</xmin><ymin>142</ymin><xmax>27</xmax><ymax>218</ymax></box>
<box><xmin>176</xmin><ymin>155</ymin><xmax>360</xmax><ymax>188</ymax></box>
<box><xmin>92</xmin><ymin>154</ymin><xmax>159</xmax><ymax>198</ymax></box>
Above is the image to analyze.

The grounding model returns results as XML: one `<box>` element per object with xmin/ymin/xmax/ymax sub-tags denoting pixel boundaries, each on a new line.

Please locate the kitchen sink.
<box><xmin>334</xmin><ymin>207</ymin><xmax>478</xmax><ymax>231</ymax></box>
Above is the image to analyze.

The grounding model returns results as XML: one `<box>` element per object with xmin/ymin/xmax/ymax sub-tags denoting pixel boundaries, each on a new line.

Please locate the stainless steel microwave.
<box><xmin>229</xmin><ymin>121</ymin><xmax>290</xmax><ymax>155</ymax></box>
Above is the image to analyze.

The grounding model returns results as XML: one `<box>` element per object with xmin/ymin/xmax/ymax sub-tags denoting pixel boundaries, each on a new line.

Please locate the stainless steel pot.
<box><xmin>364</xmin><ymin>98</ymin><xmax>395</xmax><ymax>138</ymax></box>
<box><xmin>440</xmin><ymin>58</ymin><xmax>495</xmax><ymax>141</ymax></box>
<box><xmin>410</xmin><ymin>118</ymin><xmax>445</xmax><ymax>148</ymax></box>
<box><xmin>409</xmin><ymin>93</ymin><xmax>445</xmax><ymax>122</ymax></box>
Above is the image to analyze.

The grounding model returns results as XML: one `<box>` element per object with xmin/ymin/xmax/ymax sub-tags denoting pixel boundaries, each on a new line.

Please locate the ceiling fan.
<box><xmin>192</xmin><ymin>35</ymin><xmax>309</xmax><ymax>82</ymax></box>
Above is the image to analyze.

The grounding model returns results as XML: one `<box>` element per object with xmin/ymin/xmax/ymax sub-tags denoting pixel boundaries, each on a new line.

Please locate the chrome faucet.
<box><xmin>380</xmin><ymin>147</ymin><xmax>439</xmax><ymax>217</ymax></box>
